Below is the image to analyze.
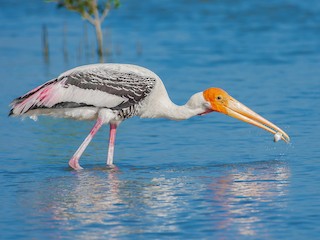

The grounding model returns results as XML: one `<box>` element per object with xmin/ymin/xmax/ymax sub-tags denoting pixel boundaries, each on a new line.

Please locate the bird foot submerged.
<box><xmin>68</xmin><ymin>157</ymin><xmax>116</xmax><ymax>171</ymax></box>
<box><xmin>69</xmin><ymin>157</ymin><xmax>83</xmax><ymax>170</ymax></box>
<box><xmin>105</xmin><ymin>164</ymin><xmax>117</xmax><ymax>169</ymax></box>
<box><xmin>68</xmin><ymin>155</ymin><xmax>118</xmax><ymax>171</ymax></box>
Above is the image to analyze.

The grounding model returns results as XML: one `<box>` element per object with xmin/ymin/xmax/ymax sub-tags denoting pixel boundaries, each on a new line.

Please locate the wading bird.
<box><xmin>9</xmin><ymin>64</ymin><xmax>290</xmax><ymax>170</ymax></box>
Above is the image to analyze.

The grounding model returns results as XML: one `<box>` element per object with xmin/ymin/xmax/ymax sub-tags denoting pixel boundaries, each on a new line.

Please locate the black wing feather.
<box><xmin>60</xmin><ymin>69</ymin><xmax>156</xmax><ymax>110</ymax></box>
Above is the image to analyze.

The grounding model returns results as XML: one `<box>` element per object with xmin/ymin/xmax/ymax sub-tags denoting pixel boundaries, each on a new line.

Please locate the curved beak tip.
<box><xmin>274</xmin><ymin>132</ymin><xmax>290</xmax><ymax>143</ymax></box>
<box><xmin>224</xmin><ymin>97</ymin><xmax>290</xmax><ymax>144</ymax></box>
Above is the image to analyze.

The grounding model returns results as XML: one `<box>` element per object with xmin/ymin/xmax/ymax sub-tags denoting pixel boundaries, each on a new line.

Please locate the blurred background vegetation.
<box><xmin>47</xmin><ymin>0</ymin><xmax>121</xmax><ymax>62</ymax></box>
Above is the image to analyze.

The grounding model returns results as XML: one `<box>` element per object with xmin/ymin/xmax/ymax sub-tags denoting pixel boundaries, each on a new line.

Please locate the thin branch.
<box><xmin>60</xmin><ymin>1</ymin><xmax>96</xmax><ymax>25</ymax></box>
<box><xmin>82</xmin><ymin>10</ymin><xmax>96</xmax><ymax>25</ymax></box>
<box><xmin>100</xmin><ymin>4</ymin><xmax>111</xmax><ymax>22</ymax></box>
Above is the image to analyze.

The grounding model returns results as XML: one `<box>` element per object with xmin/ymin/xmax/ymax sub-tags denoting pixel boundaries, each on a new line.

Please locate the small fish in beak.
<box><xmin>273</xmin><ymin>132</ymin><xmax>282</xmax><ymax>142</ymax></box>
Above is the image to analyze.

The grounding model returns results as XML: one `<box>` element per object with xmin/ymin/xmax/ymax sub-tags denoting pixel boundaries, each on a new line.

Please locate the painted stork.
<box><xmin>9</xmin><ymin>64</ymin><xmax>290</xmax><ymax>170</ymax></box>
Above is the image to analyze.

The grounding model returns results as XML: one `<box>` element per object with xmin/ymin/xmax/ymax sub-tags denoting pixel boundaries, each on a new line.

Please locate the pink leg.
<box><xmin>107</xmin><ymin>123</ymin><xmax>118</xmax><ymax>166</ymax></box>
<box><xmin>69</xmin><ymin>118</ymin><xmax>103</xmax><ymax>170</ymax></box>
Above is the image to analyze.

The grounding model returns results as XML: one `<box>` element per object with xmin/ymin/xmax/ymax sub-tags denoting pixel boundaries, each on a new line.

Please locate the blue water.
<box><xmin>1</xmin><ymin>0</ymin><xmax>320</xmax><ymax>239</ymax></box>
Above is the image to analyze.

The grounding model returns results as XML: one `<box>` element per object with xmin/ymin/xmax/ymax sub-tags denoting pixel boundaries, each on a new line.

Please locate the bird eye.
<box><xmin>216</xmin><ymin>95</ymin><xmax>222</xmax><ymax>101</ymax></box>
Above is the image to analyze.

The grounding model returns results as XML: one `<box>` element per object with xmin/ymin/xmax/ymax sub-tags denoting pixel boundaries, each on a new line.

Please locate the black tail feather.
<box><xmin>8</xmin><ymin>108</ymin><xmax>14</xmax><ymax>117</ymax></box>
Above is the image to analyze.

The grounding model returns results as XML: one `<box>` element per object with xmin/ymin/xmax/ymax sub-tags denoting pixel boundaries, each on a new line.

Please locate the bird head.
<box><xmin>202</xmin><ymin>88</ymin><xmax>290</xmax><ymax>143</ymax></box>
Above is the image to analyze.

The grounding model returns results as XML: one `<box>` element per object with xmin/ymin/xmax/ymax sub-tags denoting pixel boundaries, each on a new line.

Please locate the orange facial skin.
<box><xmin>203</xmin><ymin>88</ymin><xmax>230</xmax><ymax>115</ymax></box>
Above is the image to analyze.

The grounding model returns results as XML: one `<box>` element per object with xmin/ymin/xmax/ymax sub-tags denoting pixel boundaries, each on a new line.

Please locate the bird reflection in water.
<box><xmin>208</xmin><ymin>160</ymin><xmax>290</xmax><ymax>238</ymax></box>
<box><xmin>40</xmin><ymin>160</ymin><xmax>289</xmax><ymax>238</ymax></box>
<box><xmin>50</xmin><ymin>168</ymin><xmax>122</xmax><ymax>230</ymax></box>
<box><xmin>47</xmin><ymin>167</ymin><xmax>184</xmax><ymax>236</ymax></box>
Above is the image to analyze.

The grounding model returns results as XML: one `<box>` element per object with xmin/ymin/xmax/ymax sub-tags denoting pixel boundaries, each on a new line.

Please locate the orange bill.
<box><xmin>203</xmin><ymin>88</ymin><xmax>290</xmax><ymax>143</ymax></box>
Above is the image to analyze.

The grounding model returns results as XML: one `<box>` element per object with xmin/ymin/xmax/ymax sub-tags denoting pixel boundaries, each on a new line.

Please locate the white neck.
<box><xmin>158</xmin><ymin>102</ymin><xmax>202</xmax><ymax>120</ymax></box>
<box><xmin>140</xmin><ymin>92</ymin><xmax>208</xmax><ymax>120</ymax></box>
